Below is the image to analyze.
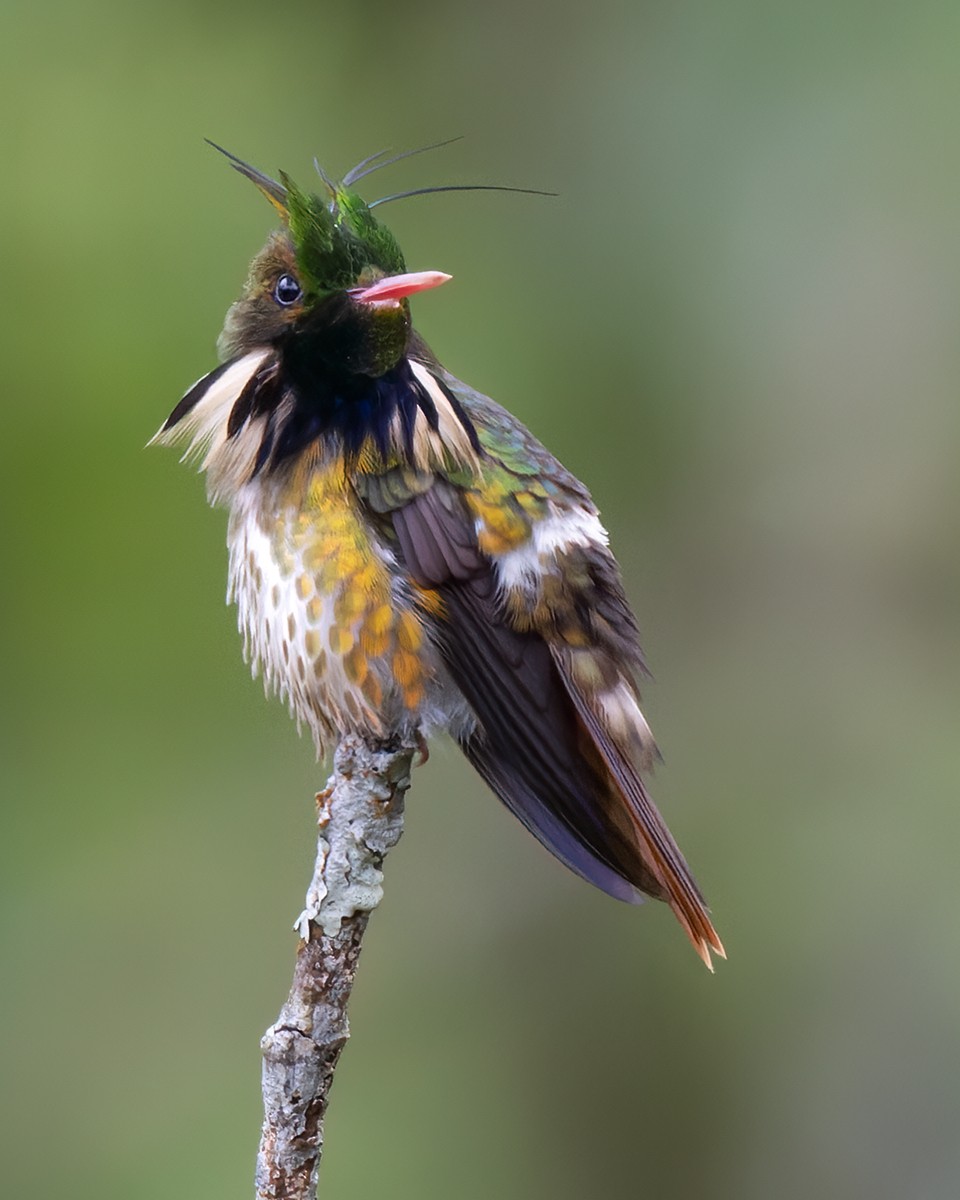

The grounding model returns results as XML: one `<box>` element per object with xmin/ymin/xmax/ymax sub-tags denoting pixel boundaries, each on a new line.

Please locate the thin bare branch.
<box><xmin>256</xmin><ymin>733</ymin><xmax>416</xmax><ymax>1199</ymax></box>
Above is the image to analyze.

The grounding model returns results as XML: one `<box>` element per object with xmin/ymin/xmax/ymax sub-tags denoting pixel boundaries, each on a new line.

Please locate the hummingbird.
<box><xmin>153</xmin><ymin>143</ymin><xmax>724</xmax><ymax>969</ymax></box>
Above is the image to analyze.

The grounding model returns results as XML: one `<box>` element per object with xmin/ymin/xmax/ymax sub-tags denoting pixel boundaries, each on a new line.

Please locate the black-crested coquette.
<box><xmin>154</xmin><ymin>143</ymin><xmax>724</xmax><ymax>968</ymax></box>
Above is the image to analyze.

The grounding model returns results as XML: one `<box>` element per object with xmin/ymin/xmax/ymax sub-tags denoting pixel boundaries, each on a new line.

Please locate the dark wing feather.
<box><xmin>393</xmin><ymin>484</ymin><xmax>482</xmax><ymax>584</ymax></box>
<box><xmin>392</xmin><ymin>487</ymin><xmax>672</xmax><ymax>904</ymax></box>
<box><xmin>444</xmin><ymin>576</ymin><xmax>666</xmax><ymax>903</ymax></box>
<box><xmin>390</xmin><ymin>482</ymin><xmax>725</xmax><ymax>965</ymax></box>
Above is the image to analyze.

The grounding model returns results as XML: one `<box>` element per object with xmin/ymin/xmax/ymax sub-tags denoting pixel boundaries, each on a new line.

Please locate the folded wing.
<box><xmin>389</xmin><ymin>479</ymin><xmax>724</xmax><ymax>968</ymax></box>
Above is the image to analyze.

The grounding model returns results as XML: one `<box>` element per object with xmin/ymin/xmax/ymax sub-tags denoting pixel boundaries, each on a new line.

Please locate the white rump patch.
<box><xmin>494</xmin><ymin>505</ymin><xmax>609</xmax><ymax>596</ymax></box>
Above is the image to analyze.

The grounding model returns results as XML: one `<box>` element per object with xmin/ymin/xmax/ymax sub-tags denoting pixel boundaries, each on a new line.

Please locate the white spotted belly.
<box><xmin>225</xmin><ymin>480</ymin><xmax>470</xmax><ymax>757</ymax></box>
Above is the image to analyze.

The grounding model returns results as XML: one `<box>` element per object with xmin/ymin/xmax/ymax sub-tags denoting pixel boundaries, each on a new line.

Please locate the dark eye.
<box><xmin>274</xmin><ymin>274</ymin><xmax>302</xmax><ymax>306</ymax></box>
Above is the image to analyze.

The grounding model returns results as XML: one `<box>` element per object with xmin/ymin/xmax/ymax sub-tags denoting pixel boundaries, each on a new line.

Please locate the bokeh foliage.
<box><xmin>2</xmin><ymin>1</ymin><xmax>959</xmax><ymax>1197</ymax></box>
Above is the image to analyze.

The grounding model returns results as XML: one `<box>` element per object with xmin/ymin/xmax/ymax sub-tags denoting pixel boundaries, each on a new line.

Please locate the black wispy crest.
<box><xmin>369</xmin><ymin>184</ymin><xmax>557</xmax><ymax>209</ymax></box>
<box><xmin>342</xmin><ymin>136</ymin><xmax>465</xmax><ymax>188</ymax></box>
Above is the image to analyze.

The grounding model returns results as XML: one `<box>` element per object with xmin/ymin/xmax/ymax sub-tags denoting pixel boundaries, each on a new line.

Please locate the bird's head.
<box><xmin>153</xmin><ymin>142</ymin><xmax>549</xmax><ymax>493</ymax></box>
<box><xmin>213</xmin><ymin>144</ymin><xmax>450</xmax><ymax>381</ymax></box>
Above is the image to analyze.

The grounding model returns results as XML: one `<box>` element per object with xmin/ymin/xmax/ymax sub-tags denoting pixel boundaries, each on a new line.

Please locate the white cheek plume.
<box><xmin>149</xmin><ymin>349</ymin><xmax>270</xmax><ymax>465</ymax></box>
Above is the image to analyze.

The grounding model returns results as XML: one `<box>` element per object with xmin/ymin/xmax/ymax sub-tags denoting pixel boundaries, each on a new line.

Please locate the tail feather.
<box><xmin>437</xmin><ymin>576</ymin><xmax>723</xmax><ymax>967</ymax></box>
<box><xmin>564</xmin><ymin>675</ymin><xmax>725</xmax><ymax>969</ymax></box>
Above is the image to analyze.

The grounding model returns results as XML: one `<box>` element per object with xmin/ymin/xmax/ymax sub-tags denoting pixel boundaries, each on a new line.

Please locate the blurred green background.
<box><xmin>2</xmin><ymin>1</ymin><xmax>959</xmax><ymax>1197</ymax></box>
